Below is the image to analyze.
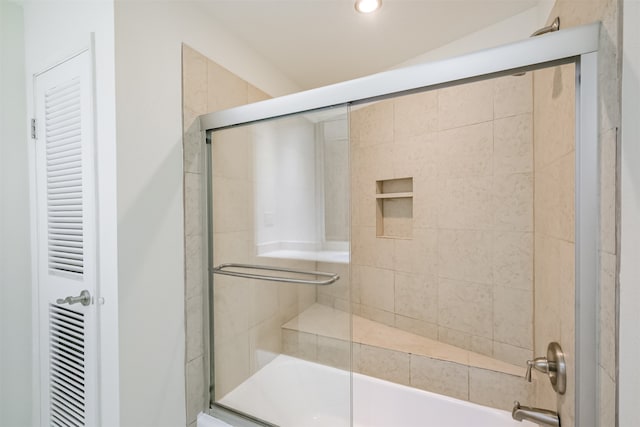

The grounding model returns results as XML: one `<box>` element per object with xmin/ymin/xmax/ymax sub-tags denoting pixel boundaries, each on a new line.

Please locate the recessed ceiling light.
<box><xmin>355</xmin><ymin>0</ymin><xmax>382</xmax><ymax>14</ymax></box>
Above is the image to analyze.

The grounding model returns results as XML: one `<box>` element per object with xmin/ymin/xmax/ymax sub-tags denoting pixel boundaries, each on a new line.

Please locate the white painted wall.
<box><xmin>619</xmin><ymin>1</ymin><xmax>640</xmax><ymax>425</ymax></box>
<box><xmin>0</xmin><ymin>2</ymin><xmax>32</xmax><ymax>425</ymax></box>
<box><xmin>22</xmin><ymin>1</ymin><xmax>120</xmax><ymax>425</ymax></box>
<box><xmin>113</xmin><ymin>2</ymin><xmax>299</xmax><ymax>425</ymax></box>
<box><xmin>395</xmin><ymin>1</ymin><xmax>554</xmax><ymax>68</ymax></box>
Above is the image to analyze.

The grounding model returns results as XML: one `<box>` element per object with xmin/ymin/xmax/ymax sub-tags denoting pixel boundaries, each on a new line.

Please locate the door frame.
<box><xmin>201</xmin><ymin>23</ymin><xmax>601</xmax><ymax>426</ymax></box>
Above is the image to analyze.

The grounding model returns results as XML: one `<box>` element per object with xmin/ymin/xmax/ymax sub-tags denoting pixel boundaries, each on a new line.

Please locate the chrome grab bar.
<box><xmin>211</xmin><ymin>263</ymin><xmax>339</xmax><ymax>286</ymax></box>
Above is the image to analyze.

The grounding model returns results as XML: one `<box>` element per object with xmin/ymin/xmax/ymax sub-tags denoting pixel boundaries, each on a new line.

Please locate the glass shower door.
<box><xmin>208</xmin><ymin>106</ymin><xmax>351</xmax><ymax>427</ymax></box>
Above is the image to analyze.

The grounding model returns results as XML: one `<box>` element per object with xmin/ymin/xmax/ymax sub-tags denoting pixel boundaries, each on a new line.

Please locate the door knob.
<box><xmin>56</xmin><ymin>290</ymin><xmax>91</xmax><ymax>306</ymax></box>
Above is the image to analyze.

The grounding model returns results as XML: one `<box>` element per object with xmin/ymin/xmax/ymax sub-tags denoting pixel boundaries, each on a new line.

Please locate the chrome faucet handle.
<box><xmin>525</xmin><ymin>357</ymin><xmax>550</xmax><ymax>382</ymax></box>
<box><xmin>523</xmin><ymin>342</ymin><xmax>566</xmax><ymax>395</ymax></box>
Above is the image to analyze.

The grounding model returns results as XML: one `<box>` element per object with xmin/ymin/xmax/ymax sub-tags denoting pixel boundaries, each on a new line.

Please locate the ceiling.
<box><xmin>200</xmin><ymin>0</ymin><xmax>539</xmax><ymax>90</ymax></box>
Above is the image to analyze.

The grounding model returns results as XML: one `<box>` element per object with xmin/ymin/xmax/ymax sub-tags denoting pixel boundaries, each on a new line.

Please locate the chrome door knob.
<box><xmin>56</xmin><ymin>290</ymin><xmax>91</xmax><ymax>306</ymax></box>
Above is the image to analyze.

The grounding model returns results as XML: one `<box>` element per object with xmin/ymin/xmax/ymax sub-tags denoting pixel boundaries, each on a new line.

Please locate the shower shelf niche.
<box><xmin>376</xmin><ymin>177</ymin><xmax>413</xmax><ymax>239</ymax></box>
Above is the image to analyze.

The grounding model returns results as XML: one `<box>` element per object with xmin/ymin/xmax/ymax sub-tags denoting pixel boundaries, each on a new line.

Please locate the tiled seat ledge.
<box><xmin>282</xmin><ymin>303</ymin><xmax>535</xmax><ymax>411</ymax></box>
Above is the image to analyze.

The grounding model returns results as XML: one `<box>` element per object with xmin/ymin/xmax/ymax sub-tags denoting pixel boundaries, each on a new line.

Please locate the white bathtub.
<box><xmin>201</xmin><ymin>354</ymin><xmax>535</xmax><ymax>427</ymax></box>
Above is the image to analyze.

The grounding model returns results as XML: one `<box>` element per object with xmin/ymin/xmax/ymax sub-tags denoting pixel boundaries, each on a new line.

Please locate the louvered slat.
<box><xmin>45</xmin><ymin>76</ymin><xmax>84</xmax><ymax>276</ymax></box>
<box><xmin>49</xmin><ymin>304</ymin><xmax>85</xmax><ymax>426</ymax></box>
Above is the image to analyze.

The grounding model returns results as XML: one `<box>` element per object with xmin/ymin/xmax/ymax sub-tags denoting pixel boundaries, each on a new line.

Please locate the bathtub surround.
<box><xmin>341</xmin><ymin>75</ymin><xmax>535</xmax><ymax>367</ymax></box>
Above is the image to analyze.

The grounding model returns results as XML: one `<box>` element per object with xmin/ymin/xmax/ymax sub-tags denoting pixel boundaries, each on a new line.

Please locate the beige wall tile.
<box><xmin>534</xmin><ymin>153</ymin><xmax>575</xmax><ymax>242</ymax></box>
<box><xmin>600</xmin><ymin>128</ymin><xmax>617</xmax><ymax>254</ymax></box>
<box><xmin>599</xmin><ymin>366</ymin><xmax>616</xmax><ymax>427</ymax></box>
<box><xmin>436</xmin><ymin>122</ymin><xmax>493</xmax><ymax>177</ymax></box>
<box><xmin>438</xmin><ymin>176</ymin><xmax>493</xmax><ymax>230</ymax></box>
<box><xmin>352</xmin><ymin>192</ymin><xmax>377</xmax><ymax>228</ymax></box>
<box><xmin>282</xmin><ymin>330</ymin><xmax>317</xmax><ymax>361</ymax></box>
<box><xmin>207</xmin><ymin>60</ymin><xmax>248</xmax><ymax>112</ymax></box>
<box><xmin>438</xmin><ymin>278</ymin><xmax>493</xmax><ymax>338</ymax></box>
<box><xmin>394</xmin><ymin>90</ymin><xmax>438</xmax><ymax>138</ymax></box>
<box><xmin>493</xmin><ymin>172</ymin><xmax>533</xmax><ymax>232</ymax></box>
<box><xmin>212</xmin><ymin>231</ymin><xmax>251</xmax><ymax>266</ymax></box>
<box><xmin>534</xmin><ymin>370</ymin><xmax>556</xmax><ymax>412</ymax></box>
<box><xmin>249</xmin><ymin>280</ymin><xmax>279</xmax><ymax>327</ymax></box>
<box><xmin>438</xmin><ymin>230</ymin><xmax>493</xmax><ymax>284</ymax></box>
<box><xmin>394</xmin><ymin>272</ymin><xmax>437</xmax><ymax>323</ymax></box>
<box><xmin>317</xmin><ymin>336</ymin><xmax>351</xmax><ymax>370</ymax></box>
<box><xmin>211</xmin><ymin>126</ymin><xmax>249</xmax><ymax>179</ymax></box>
<box><xmin>470</xmin><ymin>335</ymin><xmax>494</xmax><ymax>357</ymax></box>
<box><xmin>182</xmin><ymin>45</ymin><xmax>208</xmax><ymax>115</ymax></box>
<box><xmin>316</xmin><ymin>262</ymin><xmax>350</xmax><ymax>301</ymax></box>
<box><xmin>358</xmin><ymin>304</ymin><xmax>395</xmax><ymax>327</ymax></box>
<box><xmin>183</xmin><ymin>106</ymin><xmax>201</xmax><ymax>137</ymax></box>
<box><xmin>533</xmin><ymin>64</ymin><xmax>576</xmax><ymax>169</ymax></box>
<box><xmin>393</xmin><ymin>228</ymin><xmax>438</xmax><ymax>275</ymax></box>
<box><xmin>185</xmin><ymin>234</ymin><xmax>204</xmax><ymax>299</ymax></box>
<box><xmin>492</xmin><ymin>231</ymin><xmax>533</xmax><ymax>291</ymax></box>
<box><xmin>469</xmin><ymin>368</ymin><xmax>534</xmax><ymax>411</ymax></box>
<box><xmin>186</xmin><ymin>295</ymin><xmax>204</xmax><ymax>362</ymax></box>
<box><xmin>249</xmin><ymin>315</ymin><xmax>282</xmax><ymax>373</ymax></box>
<box><xmin>438</xmin><ymin>80</ymin><xmax>494</xmax><ymax>130</ymax></box>
<box><xmin>494</xmin><ymin>114</ymin><xmax>533</xmax><ymax>175</ymax></box>
<box><xmin>350</xmin><ymin>101</ymin><xmax>394</xmax><ymax>145</ymax></box>
<box><xmin>411</xmin><ymin>177</ymin><xmax>439</xmax><ymax>229</ymax></box>
<box><xmin>599</xmin><ymin>252</ymin><xmax>616</xmax><ymax>380</ymax></box>
<box><xmin>356</xmin><ymin>265</ymin><xmax>394</xmax><ymax>312</ymax></box>
<box><xmin>533</xmin><ymin>234</ymin><xmax>567</xmax><ymax>355</ymax></box>
<box><xmin>493</xmin><ymin>286</ymin><xmax>533</xmax><ymax>350</ymax></box>
<box><xmin>212</xmin><ymin>177</ymin><xmax>249</xmax><ymax>233</ymax></box>
<box><xmin>186</xmin><ymin>356</ymin><xmax>206</xmax><ymax>423</ymax></box>
<box><xmin>213</xmin><ymin>276</ymin><xmax>249</xmax><ymax>342</ymax></box>
<box><xmin>351</xmin><ymin>226</ymin><xmax>394</xmax><ymax>269</ymax></box>
<box><xmin>493</xmin><ymin>341</ymin><xmax>533</xmax><ymax>367</ymax></box>
<box><xmin>353</xmin><ymin>343</ymin><xmax>410</xmax><ymax>385</ymax></box>
<box><xmin>410</xmin><ymin>355</ymin><xmax>469</xmax><ymax>400</ymax></box>
<box><xmin>185</xmin><ymin>172</ymin><xmax>203</xmax><ymax>237</ymax></box>
<box><xmin>394</xmin><ymin>315</ymin><xmax>438</xmax><ymax>340</ymax></box>
<box><xmin>438</xmin><ymin>326</ymin><xmax>473</xmax><ymax>351</ymax></box>
<box><xmin>214</xmin><ymin>332</ymin><xmax>249</xmax><ymax>400</ymax></box>
<box><xmin>184</xmin><ymin>122</ymin><xmax>203</xmax><ymax>174</ymax></box>
<box><xmin>494</xmin><ymin>73</ymin><xmax>533</xmax><ymax>119</ymax></box>
<box><xmin>392</xmin><ymin>133</ymin><xmax>439</xmax><ymax>180</ymax></box>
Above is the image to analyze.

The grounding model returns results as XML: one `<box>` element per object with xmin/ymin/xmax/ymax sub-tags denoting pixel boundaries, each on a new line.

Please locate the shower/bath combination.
<box><xmin>196</xmin><ymin>22</ymin><xmax>600</xmax><ymax>427</ymax></box>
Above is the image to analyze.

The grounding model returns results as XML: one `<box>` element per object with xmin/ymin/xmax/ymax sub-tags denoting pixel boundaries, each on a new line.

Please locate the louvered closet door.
<box><xmin>34</xmin><ymin>50</ymin><xmax>98</xmax><ymax>427</ymax></box>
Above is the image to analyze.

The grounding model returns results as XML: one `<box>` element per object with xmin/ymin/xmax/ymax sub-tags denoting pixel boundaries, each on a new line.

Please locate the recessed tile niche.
<box><xmin>375</xmin><ymin>177</ymin><xmax>413</xmax><ymax>238</ymax></box>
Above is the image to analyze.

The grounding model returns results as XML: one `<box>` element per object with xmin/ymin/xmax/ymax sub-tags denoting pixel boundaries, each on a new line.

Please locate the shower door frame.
<box><xmin>201</xmin><ymin>22</ymin><xmax>600</xmax><ymax>427</ymax></box>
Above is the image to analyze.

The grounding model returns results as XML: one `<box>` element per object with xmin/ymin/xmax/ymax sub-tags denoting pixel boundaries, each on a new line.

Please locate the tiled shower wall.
<box><xmin>531</xmin><ymin>1</ymin><xmax>621</xmax><ymax>425</ymax></box>
<box><xmin>334</xmin><ymin>75</ymin><xmax>535</xmax><ymax>367</ymax></box>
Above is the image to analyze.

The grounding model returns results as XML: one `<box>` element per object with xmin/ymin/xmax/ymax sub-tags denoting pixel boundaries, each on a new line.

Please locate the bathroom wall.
<box><xmin>530</xmin><ymin>1</ymin><xmax>621</xmax><ymax>425</ymax></box>
<box><xmin>340</xmin><ymin>74</ymin><xmax>535</xmax><ymax>367</ymax></box>
<box><xmin>182</xmin><ymin>46</ymin><xmax>320</xmax><ymax>425</ymax></box>
<box><xmin>0</xmin><ymin>2</ymin><xmax>32</xmax><ymax>425</ymax></box>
